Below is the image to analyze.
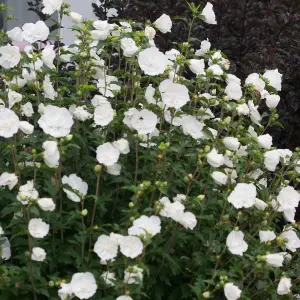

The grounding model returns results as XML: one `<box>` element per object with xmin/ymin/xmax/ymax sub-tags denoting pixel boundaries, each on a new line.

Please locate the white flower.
<box><xmin>93</xmin><ymin>98</ymin><xmax>114</xmax><ymax>126</ymax></box>
<box><xmin>119</xmin><ymin>236</ymin><xmax>143</xmax><ymax>258</ymax></box>
<box><xmin>153</xmin><ymin>14</ymin><xmax>172</xmax><ymax>33</ymax></box>
<box><xmin>70</xmin><ymin>272</ymin><xmax>97</xmax><ymax>300</ymax></box>
<box><xmin>277</xmin><ymin>186</ymin><xmax>300</xmax><ymax>211</ymax></box>
<box><xmin>138</xmin><ymin>47</ymin><xmax>169</xmax><ymax>76</ymax></box>
<box><xmin>8</xmin><ymin>90</ymin><xmax>22</xmax><ymax>108</ymax></box>
<box><xmin>130</xmin><ymin>109</ymin><xmax>157</xmax><ymax>135</ymax></box>
<box><xmin>19</xmin><ymin>121</ymin><xmax>34</xmax><ymax>135</ymax></box>
<box><xmin>195</xmin><ymin>39</ymin><xmax>211</xmax><ymax>56</ymax></box>
<box><xmin>226</xmin><ymin>230</ymin><xmax>248</xmax><ymax>256</ymax></box>
<box><xmin>259</xmin><ymin>230</ymin><xmax>276</xmax><ymax>243</ymax></box>
<box><xmin>201</xmin><ymin>2</ymin><xmax>217</xmax><ymax>24</ymax></box>
<box><xmin>224</xmin><ymin>283</ymin><xmax>242</xmax><ymax>300</ymax></box>
<box><xmin>283</xmin><ymin>208</ymin><xmax>296</xmax><ymax>223</ymax></box>
<box><xmin>21</xmin><ymin>102</ymin><xmax>34</xmax><ymax>118</ymax></box>
<box><xmin>117</xmin><ymin>296</ymin><xmax>133</xmax><ymax>300</ymax></box>
<box><xmin>101</xmin><ymin>271</ymin><xmax>116</xmax><ymax>286</ymax></box>
<box><xmin>121</xmin><ymin>38</ymin><xmax>139</xmax><ymax>57</ymax></box>
<box><xmin>107</xmin><ymin>7</ymin><xmax>118</xmax><ymax>18</ymax></box>
<box><xmin>277</xmin><ymin>278</ymin><xmax>292</xmax><ymax>295</ymax></box>
<box><xmin>62</xmin><ymin>174</ymin><xmax>88</xmax><ymax>203</ymax></box>
<box><xmin>38</xmin><ymin>198</ymin><xmax>56</xmax><ymax>212</ymax></box>
<box><xmin>228</xmin><ymin>183</ymin><xmax>256</xmax><ymax>209</ymax></box>
<box><xmin>266</xmin><ymin>253</ymin><xmax>284</xmax><ymax>267</ymax></box>
<box><xmin>264</xmin><ymin>150</ymin><xmax>280</xmax><ymax>171</ymax></box>
<box><xmin>17</xmin><ymin>180</ymin><xmax>39</xmax><ymax>205</ymax></box>
<box><xmin>181</xmin><ymin>115</ymin><xmax>204</xmax><ymax>139</ymax></box>
<box><xmin>94</xmin><ymin>235</ymin><xmax>119</xmax><ymax>261</ymax></box>
<box><xmin>189</xmin><ymin>59</ymin><xmax>205</xmax><ymax>75</ymax></box>
<box><xmin>129</xmin><ymin>215</ymin><xmax>161</xmax><ymax>237</ymax></box>
<box><xmin>124</xmin><ymin>265</ymin><xmax>143</xmax><ymax>284</ymax></box>
<box><xmin>225</xmin><ymin>82</ymin><xmax>243</xmax><ymax>100</ymax></box>
<box><xmin>159</xmin><ymin>79</ymin><xmax>190</xmax><ymax>109</ymax></box>
<box><xmin>41</xmin><ymin>44</ymin><xmax>55</xmax><ymax>69</ymax></box>
<box><xmin>73</xmin><ymin>106</ymin><xmax>92</xmax><ymax>121</ymax></box>
<box><xmin>207</xmin><ymin>64</ymin><xmax>223</xmax><ymax>75</ymax></box>
<box><xmin>38</xmin><ymin>105</ymin><xmax>73</xmax><ymax>138</ymax></box>
<box><xmin>43</xmin><ymin>74</ymin><xmax>58</xmax><ymax>100</ymax></box>
<box><xmin>236</xmin><ymin>103</ymin><xmax>249</xmax><ymax>116</ymax></box>
<box><xmin>28</xmin><ymin>218</ymin><xmax>50</xmax><ymax>238</ymax></box>
<box><xmin>211</xmin><ymin>171</ymin><xmax>228</xmax><ymax>185</ymax></box>
<box><xmin>0</xmin><ymin>173</ymin><xmax>18</xmax><ymax>190</ymax></box>
<box><xmin>97</xmin><ymin>72</ymin><xmax>120</xmax><ymax>98</ymax></box>
<box><xmin>0</xmin><ymin>237</ymin><xmax>11</xmax><ymax>260</ymax></box>
<box><xmin>42</xmin><ymin>0</ymin><xmax>63</xmax><ymax>14</ymax></box>
<box><xmin>0</xmin><ymin>45</ymin><xmax>21</xmax><ymax>69</ymax></box>
<box><xmin>7</xmin><ymin>27</ymin><xmax>23</xmax><ymax>42</ymax></box>
<box><xmin>173</xmin><ymin>194</ymin><xmax>186</xmax><ymax>203</ymax></box>
<box><xmin>207</xmin><ymin>148</ymin><xmax>224</xmax><ymax>168</ymax></box>
<box><xmin>22</xmin><ymin>21</ymin><xmax>49</xmax><ymax>43</ymax></box>
<box><xmin>278</xmin><ymin>149</ymin><xmax>292</xmax><ymax>164</ymax></box>
<box><xmin>69</xmin><ymin>12</ymin><xmax>83</xmax><ymax>24</ymax></box>
<box><xmin>165</xmin><ymin>48</ymin><xmax>180</xmax><ymax>60</ymax></box>
<box><xmin>160</xmin><ymin>201</ymin><xmax>185</xmax><ymax>222</ymax></box>
<box><xmin>91</xmin><ymin>95</ymin><xmax>107</xmax><ymax>107</ymax></box>
<box><xmin>264</xmin><ymin>69</ymin><xmax>282</xmax><ymax>91</ymax></box>
<box><xmin>248</xmin><ymin>100</ymin><xmax>261</xmax><ymax>125</ymax></box>
<box><xmin>223</xmin><ymin>137</ymin><xmax>240</xmax><ymax>151</ymax></box>
<box><xmin>31</xmin><ymin>247</ymin><xmax>46</xmax><ymax>262</ymax></box>
<box><xmin>226</xmin><ymin>74</ymin><xmax>241</xmax><ymax>85</ymax></box>
<box><xmin>145</xmin><ymin>26</ymin><xmax>156</xmax><ymax>39</ymax></box>
<box><xmin>42</xmin><ymin>140</ymin><xmax>60</xmax><ymax>168</ymax></box>
<box><xmin>96</xmin><ymin>142</ymin><xmax>120</xmax><ymax>167</ymax></box>
<box><xmin>179</xmin><ymin>212</ymin><xmax>197</xmax><ymax>230</ymax></box>
<box><xmin>266</xmin><ymin>94</ymin><xmax>280</xmax><ymax>109</ymax></box>
<box><xmin>92</xmin><ymin>21</ymin><xmax>110</xmax><ymax>40</ymax></box>
<box><xmin>107</xmin><ymin>163</ymin><xmax>121</xmax><ymax>176</ymax></box>
<box><xmin>254</xmin><ymin>198</ymin><xmax>268</xmax><ymax>210</ymax></box>
<box><xmin>112</xmin><ymin>139</ymin><xmax>130</xmax><ymax>154</ymax></box>
<box><xmin>58</xmin><ymin>283</ymin><xmax>73</xmax><ymax>300</ymax></box>
<box><xmin>145</xmin><ymin>84</ymin><xmax>157</xmax><ymax>104</ymax></box>
<box><xmin>119</xmin><ymin>22</ymin><xmax>132</xmax><ymax>33</ymax></box>
<box><xmin>280</xmin><ymin>227</ymin><xmax>300</xmax><ymax>252</ymax></box>
<box><xmin>258</xmin><ymin>134</ymin><xmax>273</xmax><ymax>150</ymax></box>
<box><xmin>245</xmin><ymin>73</ymin><xmax>265</xmax><ymax>92</ymax></box>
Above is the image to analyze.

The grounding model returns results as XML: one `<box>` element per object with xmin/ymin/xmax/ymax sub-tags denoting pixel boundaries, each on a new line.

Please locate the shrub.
<box><xmin>0</xmin><ymin>1</ymin><xmax>300</xmax><ymax>300</ymax></box>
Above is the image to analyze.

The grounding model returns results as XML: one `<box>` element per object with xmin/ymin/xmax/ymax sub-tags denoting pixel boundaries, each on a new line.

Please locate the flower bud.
<box><xmin>203</xmin><ymin>291</ymin><xmax>210</xmax><ymax>298</ymax></box>
<box><xmin>197</xmin><ymin>195</ymin><xmax>205</xmax><ymax>201</ymax></box>
<box><xmin>49</xmin><ymin>281</ymin><xmax>55</xmax><ymax>287</ymax></box>
<box><xmin>66</xmin><ymin>134</ymin><xmax>73</xmax><ymax>141</ymax></box>
<box><xmin>225</xmin><ymin>150</ymin><xmax>233</xmax><ymax>157</ymax></box>
<box><xmin>204</xmin><ymin>145</ymin><xmax>211</xmax><ymax>153</ymax></box>
<box><xmin>129</xmin><ymin>202</ymin><xmax>135</xmax><ymax>208</ymax></box>
<box><xmin>81</xmin><ymin>209</ymin><xmax>88</xmax><ymax>217</ymax></box>
<box><xmin>94</xmin><ymin>164</ymin><xmax>102</xmax><ymax>173</ymax></box>
<box><xmin>130</xmin><ymin>217</ymin><xmax>135</xmax><ymax>222</ymax></box>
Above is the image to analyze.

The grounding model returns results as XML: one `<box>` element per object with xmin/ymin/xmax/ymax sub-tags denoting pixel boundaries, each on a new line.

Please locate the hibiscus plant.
<box><xmin>0</xmin><ymin>1</ymin><xmax>299</xmax><ymax>300</ymax></box>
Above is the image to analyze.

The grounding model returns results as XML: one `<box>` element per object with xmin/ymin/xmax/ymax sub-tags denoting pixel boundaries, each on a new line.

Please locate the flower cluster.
<box><xmin>0</xmin><ymin>0</ymin><xmax>299</xmax><ymax>299</ymax></box>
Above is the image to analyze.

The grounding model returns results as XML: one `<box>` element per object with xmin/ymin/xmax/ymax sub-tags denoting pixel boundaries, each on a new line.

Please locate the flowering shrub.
<box><xmin>0</xmin><ymin>1</ymin><xmax>300</xmax><ymax>300</ymax></box>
